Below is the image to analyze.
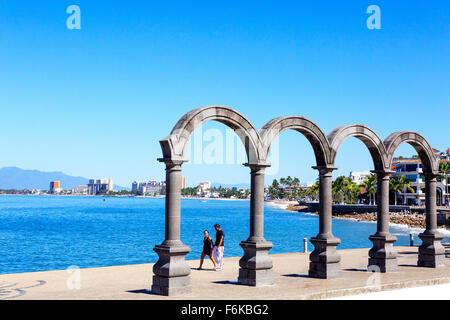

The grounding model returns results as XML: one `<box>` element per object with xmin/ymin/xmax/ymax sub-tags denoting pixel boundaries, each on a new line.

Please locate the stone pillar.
<box><xmin>418</xmin><ymin>173</ymin><xmax>445</xmax><ymax>268</ymax></box>
<box><xmin>309</xmin><ymin>166</ymin><xmax>341</xmax><ymax>279</ymax></box>
<box><xmin>368</xmin><ymin>170</ymin><xmax>398</xmax><ymax>272</ymax></box>
<box><xmin>238</xmin><ymin>163</ymin><xmax>274</xmax><ymax>286</ymax></box>
<box><xmin>152</xmin><ymin>158</ymin><xmax>191</xmax><ymax>296</ymax></box>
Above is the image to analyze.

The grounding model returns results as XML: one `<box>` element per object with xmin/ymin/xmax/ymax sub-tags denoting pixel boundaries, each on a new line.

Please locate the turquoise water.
<box><xmin>0</xmin><ymin>195</ymin><xmax>448</xmax><ymax>274</ymax></box>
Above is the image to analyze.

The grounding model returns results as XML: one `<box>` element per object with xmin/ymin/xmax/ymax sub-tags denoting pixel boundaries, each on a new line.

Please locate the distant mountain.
<box><xmin>0</xmin><ymin>167</ymin><xmax>128</xmax><ymax>191</ymax></box>
<box><xmin>211</xmin><ymin>182</ymin><xmax>250</xmax><ymax>189</ymax></box>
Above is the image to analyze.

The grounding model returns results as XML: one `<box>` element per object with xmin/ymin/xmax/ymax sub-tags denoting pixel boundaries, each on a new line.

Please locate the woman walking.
<box><xmin>197</xmin><ymin>230</ymin><xmax>217</xmax><ymax>270</ymax></box>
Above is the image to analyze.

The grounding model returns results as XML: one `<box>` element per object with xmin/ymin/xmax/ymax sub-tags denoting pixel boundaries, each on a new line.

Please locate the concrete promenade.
<box><xmin>1</xmin><ymin>245</ymin><xmax>449</xmax><ymax>300</ymax></box>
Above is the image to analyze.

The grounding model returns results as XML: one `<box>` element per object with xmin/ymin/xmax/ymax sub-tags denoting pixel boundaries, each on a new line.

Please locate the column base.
<box><xmin>238</xmin><ymin>269</ymin><xmax>274</xmax><ymax>286</ymax></box>
<box><xmin>309</xmin><ymin>261</ymin><xmax>341</xmax><ymax>279</ymax></box>
<box><xmin>238</xmin><ymin>240</ymin><xmax>274</xmax><ymax>286</ymax></box>
<box><xmin>151</xmin><ymin>243</ymin><xmax>191</xmax><ymax>296</ymax></box>
<box><xmin>308</xmin><ymin>236</ymin><xmax>341</xmax><ymax>279</ymax></box>
<box><xmin>417</xmin><ymin>232</ymin><xmax>446</xmax><ymax>268</ymax></box>
<box><xmin>151</xmin><ymin>275</ymin><xmax>191</xmax><ymax>296</ymax></box>
<box><xmin>368</xmin><ymin>257</ymin><xmax>398</xmax><ymax>273</ymax></box>
<box><xmin>368</xmin><ymin>234</ymin><xmax>398</xmax><ymax>273</ymax></box>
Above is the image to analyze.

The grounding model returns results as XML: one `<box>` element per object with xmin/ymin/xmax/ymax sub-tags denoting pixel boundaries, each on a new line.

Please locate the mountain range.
<box><xmin>0</xmin><ymin>167</ymin><xmax>128</xmax><ymax>191</ymax></box>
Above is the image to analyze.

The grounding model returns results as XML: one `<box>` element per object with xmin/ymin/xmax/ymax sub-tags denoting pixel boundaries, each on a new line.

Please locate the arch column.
<box><xmin>238</xmin><ymin>163</ymin><xmax>274</xmax><ymax>286</ymax></box>
<box><xmin>418</xmin><ymin>173</ymin><xmax>445</xmax><ymax>268</ymax></box>
<box><xmin>309</xmin><ymin>166</ymin><xmax>341</xmax><ymax>279</ymax></box>
<box><xmin>368</xmin><ymin>170</ymin><xmax>398</xmax><ymax>272</ymax></box>
<box><xmin>152</xmin><ymin>158</ymin><xmax>191</xmax><ymax>296</ymax></box>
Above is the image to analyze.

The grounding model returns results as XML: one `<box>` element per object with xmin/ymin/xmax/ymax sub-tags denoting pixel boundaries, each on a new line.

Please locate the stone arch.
<box><xmin>259</xmin><ymin>116</ymin><xmax>330</xmax><ymax>166</ymax></box>
<box><xmin>159</xmin><ymin>105</ymin><xmax>263</xmax><ymax>164</ymax></box>
<box><xmin>384</xmin><ymin>131</ymin><xmax>439</xmax><ymax>174</ymax></box>
<box><xmin>328</xmin><ymin>124</ymin><xmax>388</xmax><ymax>171</ymax></box>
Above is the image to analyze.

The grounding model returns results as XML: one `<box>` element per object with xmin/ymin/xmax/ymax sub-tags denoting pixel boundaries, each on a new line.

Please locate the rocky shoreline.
<box><xmin>285</xmin><ymin>203</ymin><xmax>450</xmax><ymax>231</ymax></box>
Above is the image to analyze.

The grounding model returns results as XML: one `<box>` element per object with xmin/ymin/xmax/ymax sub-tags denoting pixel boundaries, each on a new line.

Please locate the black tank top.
<box><xmin>203</xmin><ymin>236</ymin><xmax>213</xmax><ymax>253</ymax></box>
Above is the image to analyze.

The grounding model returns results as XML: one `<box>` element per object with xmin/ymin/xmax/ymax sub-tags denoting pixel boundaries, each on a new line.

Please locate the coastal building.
<box><xmin>350</xmin><ymin>170</ymin><xmax>371</xmax><ymax>185</ymax></box>
<box><xmin>142</xmin><ymin>181</ymin><xmax>166</xmax><ymax>196</ymax></box>
<box><xmin>391</xmin><ymin>148</ymin><xmax>450</xmax><ymax>206</ymax></box>
<box><xmin>131</xmin><ymin>181</ymin><xmax>141</xmax><ymax>192</ymax></box>
<box><xmin>197</xmin><ymin>181</ymin><xmax>211</xmax><ymax>196</ymax></box>
<box><xmin>87</xmin><ymin>179</ymin><xmax>113</xmax><ymax>195</ymax></box>
<box><xmin>72</xmin><ymin>185</ymin><xmax>88</xmax><ymax>195</ymax></box>
<box><xmin>132</xmin><ymin>180</ymin><xmax>166</xmax><ymax>196</ymax></box>
<box><xmin>49</xmin><ymin>181</ymin><xmax>62</xmax><ymax>194</ymax></box>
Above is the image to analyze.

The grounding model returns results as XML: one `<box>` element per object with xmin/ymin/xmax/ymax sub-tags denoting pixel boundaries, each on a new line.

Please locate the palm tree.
<box><xmin>348</xmin><ymin>182</ymin><xmax>361</xmax><ymax>204</ymax></box>
<box><xmin>361</xmin><ymin>174</ymin><xmax>377</xmax><ymax>205</ymax></box>
<box><xmin>390</xmin><ymin>176</ymin><xmax>414</xmax><ymax>205</ymax></box>
<box><xmin>332</xmin><ymin>176</ymin><xmax>345</xmax><ymax>204</ymax></box>
<box><xmin>307</xmin><ymin>181</ymin><xmax>320</xmax><ymax>200</ymax></box>
<box><xmin>268</xmin><ymin>179</ymin><xmax>280</xmax><ymax>199</ymax></box>
<box><xmin>291</xmin><ymin>177</ymin><xmax>300</xmax><ymax>199</ymax></box>
<box><xmin>439</xmin><ymin>162</ymin><xmax>450</xmax><ymax>204</ymax></box>
<box><xmin>389</xmin><ymin>178</ymin><xmax>400</xmax><ymax>205</ymax></box>
<box><xmin>332</xmin><ymin>176</ymin><xmax>354</xmax><ymax>204</ymax></box>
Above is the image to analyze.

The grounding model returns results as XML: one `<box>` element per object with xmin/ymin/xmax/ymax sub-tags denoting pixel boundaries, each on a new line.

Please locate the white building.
<box><xmin>72</xmin><ymin>185</ymin><xmax>88</xmax><ymax>195</ymax></box>
<box><xmin>197</xmin><ymin>181</ymin><xmax>211</xmax><ymax>196</ymax></box>
<box><xmin>132</xmin><ymin>181</ymin><xmax>166</xmax><ymax>196</ymax></box>
<box><xmin>392</xmin><ymin>157</ymin><xmax>449</xmax><ymax>206</ymax></box>
<box><xmin>87</xmin><ymin>179</ymin><xmax>113</xmax><ymax>195</ymax></box>
<box><xmin>350</xmin><ymin>170</ymin><xmax>371</xmax><ymax>185</ymax></box>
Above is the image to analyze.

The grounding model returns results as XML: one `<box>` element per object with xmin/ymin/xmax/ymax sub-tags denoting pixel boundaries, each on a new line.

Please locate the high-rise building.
<box><xmin>181</xmin><ymin>176</ymin><xmax>186</xmax><ymax>189</ymax></box>
<box><xmin>87</xmin><ymin>179</ymin><xmax>113</xmax><ymax>195</ymax></box>
<box><xmin>132</xmin><ymin>181</ymin><xmax>141</xmax><ymax>191</ymax></box>
<box><xmin>131</xmin><ymin>180</ymin><xmax>166</xmax><ymax>196</ymax></box>
<box><xmin>49</xmin><ymin>181</ymin><xmax>62</xmax><ymax>194</ymax></box>
<box><xmin>72</xmin><ymin>185</ymin><xmax>88</xmax><ymax>195</ymax></box>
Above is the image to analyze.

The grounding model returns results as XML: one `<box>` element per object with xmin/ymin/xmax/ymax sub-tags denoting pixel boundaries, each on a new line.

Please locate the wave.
<box><xmin>389</xmin><ymin>223</ymin><xmax>450</xmax><ymax>236</ymax></box>
<box><xmin>266</xmin><ymin>202</ymin><xmax>289</xmax><ymax>210</ymax></box>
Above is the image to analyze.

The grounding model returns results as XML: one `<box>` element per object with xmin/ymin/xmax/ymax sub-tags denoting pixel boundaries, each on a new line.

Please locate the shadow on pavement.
<box><xmin>211</xmin><ymin>280</ymin><xmax>240</xmax><ymax>285</ymax></box>
<box><xmin>126</xmin><ymin>289</ymin><xmax>153</xmax><ymax>295</ymax></box>
<box><xmin>281</xmin><ymin>274</ymin><xmax>310</xmax><ymax>278</ymax></box>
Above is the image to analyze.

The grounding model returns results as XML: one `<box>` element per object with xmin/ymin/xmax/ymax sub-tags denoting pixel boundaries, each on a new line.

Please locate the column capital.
<box><xmin>423</xmin><ymin>172</ymin><xmax>440</xmax><ymax>180</ymax></box>
<box><xmin>243</xmin><ymin>162</ymin><xmax>271</xmax><ymax>170</ymax></box>
<box><xmin>157</xmin><ymin>158</ymin><xmax>189</xmax><ymax>166</ymax></box>
<box><xmin>312</xmin><ymin>165</ymin><xmax>338</xmax><ymax>175</ymax></box>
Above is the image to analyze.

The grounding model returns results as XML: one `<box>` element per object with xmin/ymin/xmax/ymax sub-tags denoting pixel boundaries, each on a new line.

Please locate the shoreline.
<box><xmin>0</xmin><ymin>194</ymin><xmax>249</xmax><ymax>201</ymax></box>
<box><xmin>283</xmin><ymin>202</ymin><xmax>450</xmax><ymax>233</ymax></box>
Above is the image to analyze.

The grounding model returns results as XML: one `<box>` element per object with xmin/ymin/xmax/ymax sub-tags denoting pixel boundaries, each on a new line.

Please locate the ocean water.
<box><xmin>0</xmin><ymin>195</ymin><xmax>448</xmax><ymax>274</ymax></box>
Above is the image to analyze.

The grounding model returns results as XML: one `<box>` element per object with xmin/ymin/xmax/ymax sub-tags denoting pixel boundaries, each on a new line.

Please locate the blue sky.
<box><xmin>0</xmin><ymin>1</ymin><xmax>449</xmax><ymax>187</ymax></box>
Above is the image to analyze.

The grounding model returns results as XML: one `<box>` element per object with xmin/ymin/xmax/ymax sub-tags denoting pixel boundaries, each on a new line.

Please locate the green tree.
<box><xmin>268</xmin><ymin>179</ymin><xmax>280</xmax><ymax>199</ymax></box>
<box><xmin>390</xmin><ymin>176</ymin><xmax>415</xmax><ymax>205</ymax></box>
<box><xmin>306</xmin><ymin>181</ymin><xmax>319</xmax><ymax>200</ymax></box>
<box><xmin>439</xmin><ymin>162</ymin><xmax>450</xmax><ymax>205</ymax></box>
<box><xmin>361</xmin><ymin>174</ymin><xmax>377</xmax><ymax>205</ymax></box>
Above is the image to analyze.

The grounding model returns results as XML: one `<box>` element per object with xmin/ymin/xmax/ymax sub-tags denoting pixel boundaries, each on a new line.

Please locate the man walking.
<box><xmin>212</xmin><ymin>224</ymin><xmax>225</xmax><ymax>271</ymax></box>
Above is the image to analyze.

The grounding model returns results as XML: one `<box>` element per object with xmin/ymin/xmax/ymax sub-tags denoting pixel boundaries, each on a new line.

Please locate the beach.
<box><xmin>280</xmin><ymin>201</ymin><xmax>450</xmax><ymax>233</ymax></box>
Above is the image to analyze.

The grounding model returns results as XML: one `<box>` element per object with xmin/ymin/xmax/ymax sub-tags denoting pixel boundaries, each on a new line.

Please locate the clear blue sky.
<box><xmin>0</xmin><ymin>1</ymin><xmax>448</xmax><ymax>187</ymax></box>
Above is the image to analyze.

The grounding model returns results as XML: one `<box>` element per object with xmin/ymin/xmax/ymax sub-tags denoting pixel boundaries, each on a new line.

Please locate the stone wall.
<box><xmin>297</xmin><ymin>201</ymin><xmax>423</xmax><ymax>215</ymax></box>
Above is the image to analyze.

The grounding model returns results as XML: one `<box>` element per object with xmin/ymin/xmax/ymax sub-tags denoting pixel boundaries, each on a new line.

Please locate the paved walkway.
<box><xmin>0</xmin><ymin>245</ymin><xmax>449</xmax><ymax>300</ymax></box>
<box><xmin>331</xmin><ymin>282</ymin><xmax>450</xmax><ymax>300</ymax></box>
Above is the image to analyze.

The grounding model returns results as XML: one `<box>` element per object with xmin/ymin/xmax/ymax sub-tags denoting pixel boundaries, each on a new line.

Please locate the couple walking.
<box><xmin>197</xmin><ymin>224</ymin><xmax>224</xmax><ymax>271</ymax></box>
